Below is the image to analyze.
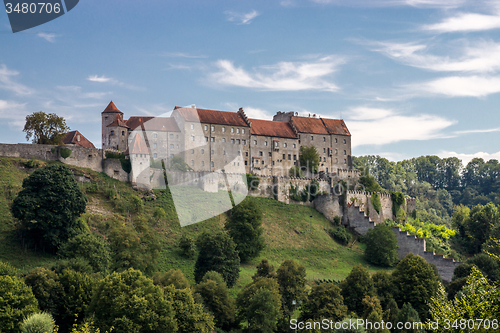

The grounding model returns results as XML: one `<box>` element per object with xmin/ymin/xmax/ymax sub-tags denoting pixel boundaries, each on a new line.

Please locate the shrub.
<box><xmin>130</xmin><ymin>195</ymin><xmax>143</xmax><ymax>212</ymax></box>
<box><xmin>178</xmin><ymin>234</ymin><xmax>196</xmax><ymax>258</ymax></box>
<box><xmin>330</xmin><ymin>226</ymin><xmax>351</xmax><ymax>246</ymax></box>
<box><xmin>60</xmin><ymin>148</ymin><xmax>72</xmax><ymax>159</ymax></box>
<box><xmin>370</xmin><ymin>193</ymin><xmax>381</xmax><ymax>214</ymax></box>
<box><xmin>333</xmin><ymin>216</ymin><xmax>341</xmax><ymax>226</ymax></box>
<box><xmin>120</xmin><ymin>158</ymin><xmax>131</xmax><ymax>173</ymax></box>
<box><xmin>24</xmin><ymin>159</ymin><xmax>40</xmax><ymax>168</ymax></box>
<box><xmin>21</xmin><ymin>312</ymin><xmax>54</xmax><ymax>333</ymax></box>
<box><xmin>105</xmin><ymin>151</ymin><xmax>125</xmax><ymax>159</ymax></box>
<box><xmin>364</xmin><ymin>224</ymin><xmax>399</xmax><ymax>267</ymax></box>
<box><xmin>289</xmin><ymin>166</ymin><xmax>304</xmax><ymax>178</ymax></box>
<box><xmin>85</xmin><ymin>183</ymin><xmax>99</xmax><ymax>193</ymax></box>
<box><xmin>246</xmin><ymin>173</ymin><xmax>260</xmax><ymax>191</ymax></box>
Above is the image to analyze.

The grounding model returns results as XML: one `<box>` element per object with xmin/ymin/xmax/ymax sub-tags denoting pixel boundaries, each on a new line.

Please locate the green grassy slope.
<box><xmin>0</xmin><ymin>157</ymin><xmax>389</xmax><ymax>295</ymax></box>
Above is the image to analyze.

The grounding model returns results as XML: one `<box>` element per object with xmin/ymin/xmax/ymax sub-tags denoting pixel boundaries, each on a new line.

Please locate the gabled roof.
<box><xmin>102</xmin><ymin>101</ymin><xmax>123</xmax><ymax>114</ymax></box>
<box><xmin>175</xmin><ymin>106</ymin><xmax>249</xmax><ymax>127</ymax></box>
<box><xmin>321</xmin><ymin>118</ymin><xmax>351</xmax><ymax>136</ymax></box>
<box><xmin>63</xmin><ymin>130</ymin><xmax>96</xmax><ymax>148</ymax></box>
<box><xmin>290</xmin><ymin>116</ymin><xmax>329</xmax><ymax>135</ymax></box>
<box><xmin>129</xmin><ymin>133</ymin><xmax>150</xmax><ymax>155</ymax></box>
<box><xmin>107</xmin><ymin>114</ymin><xmax>129</xmax><ymax>128</ymax></box>
<box><xmin>126</xmin><ymin>117</ymin><xmax>180</xmax><ymax>132</ymax></box>
<box><xmin>249</xmin><ymin>118</ymin><xmax>298</xmax><ymax>139</ymax></box>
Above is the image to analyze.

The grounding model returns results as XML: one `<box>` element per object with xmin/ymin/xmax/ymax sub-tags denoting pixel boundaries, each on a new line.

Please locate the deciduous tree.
<box><xmin>364</xmin><ymin>224</ymin><xmax>398</xmax><ymax>267</ymax></box>
<box><xmin>23</xmin><ymin>111</ymin><xmax>70</xmax><ymax>145</ymax></box>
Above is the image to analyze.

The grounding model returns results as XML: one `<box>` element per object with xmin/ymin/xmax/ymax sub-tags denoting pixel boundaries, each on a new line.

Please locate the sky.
<box><xmin>1</xmin><ymin>0</ymin><xmax>500</xmax><ymax>165</ymax></box>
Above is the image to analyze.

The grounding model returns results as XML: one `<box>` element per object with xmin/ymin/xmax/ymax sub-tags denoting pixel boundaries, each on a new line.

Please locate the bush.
<box><xmin>58</xmin><ymin>233</ymin><xmax>111</xmax><ymax>274</ymax></box>
<box><xmin>105</xmin><ymin>151</ymin><xmax>125</xmax><ymax>159</ymax></box>
<box><xmin>120</xmin><ymin>158</ymin><xmax>131</xmax><ymax>173</ymax></box>
<box><xmin>330</xmin><ymin>226</ymin><xmax>351</xmax><ymax>246</ymax></box>
<box><xmin>21</xmin><ymin>312</ymin><xmax>54</xmax><ymax>333</ymax></box>
<box><xmin>246</xmin><ymin>173</ymin><xmax>260</xmax><ymax>191</ymax></box>
<box><xmin>130</xmin><ymin>195</ymin><xmax>143</xmax><ymax>212</ymax></box>
<box><xmin>24</xmin><ymin>159</ymin><xmax>40</xmax><ymax>168</ymax></box>
<box><xmin>60</xmin><ymin>148</ymin><xmax>72</xmax><ymax>159</ymax></box>
<box><xmin>289</xmin><ymin>166</ymin><xmax>304</xmax><ymax>178</ymax></box>
<box><xmin>178</xmin><ymin>234</ymin><xmax>196</xmax><ymax>258</ymax></box>
<box><xmin>85</xmin><ymin>183</ymin><xmax>99</xmax><ymax>193</ymax></box>
<box><xmin>370</xmin><ymin>193</ymin><xmax>381</xmax><ymax>214</ymax></box>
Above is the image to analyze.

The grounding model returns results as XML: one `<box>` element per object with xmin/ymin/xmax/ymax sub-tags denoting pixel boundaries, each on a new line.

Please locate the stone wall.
<box><xmin>103</xmin><ymin>159</ymin><xmax>129</xmax><ymax>182</ymax></box>
<box><xmin>313</xmin><ymin>194</ymin><xmax>342</xmax><ymax>221</ymax></box>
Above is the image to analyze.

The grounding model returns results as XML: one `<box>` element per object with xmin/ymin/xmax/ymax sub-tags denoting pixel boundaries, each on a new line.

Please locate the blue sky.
<box><xmin>1</xmin><ymin>0</ymin><xmax>500</xmax><ymax>164</ymax></box>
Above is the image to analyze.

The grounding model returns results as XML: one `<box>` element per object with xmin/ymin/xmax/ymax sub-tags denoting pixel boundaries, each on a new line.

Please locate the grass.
<box><xmin>0</xmin><ymin>157</ymin><xmax>391</xmax><ymax>295</ymax></box>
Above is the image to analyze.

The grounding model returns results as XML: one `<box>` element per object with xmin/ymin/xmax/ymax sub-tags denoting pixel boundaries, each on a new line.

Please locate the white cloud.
<box><xmin>454</xmin><ymin>127</ymin><xmax>500</xmax><ymax>135</ymax></box>
<box><xmin>225</xmin><ymin>10</ymin><xmax>260</xmax><ymax>24</ymax></box>
<box><xmin>438</xmin><ymin>150</ymin><xmax>500</xmax><ymax>165</ymax></box>
<box><xmin>210</xmin><ymin>56</ymin><xmax>344</xmax><ymax>92</ymax></box>
<box><xmin>423</xmin><ymin>12</ymin><xmax>500</xmax><ymax>33</ymax></box>
<box><xmin>162</xmin><ymin>52</ymin><xmax>208</xmax><ymax>59</ymax></box>
<box><xmin>0</xmin><ymin>64</ymin><xmax>33</xmax><ymax>95</ymax></box>
<box><xmin>87</xmin><ymin>75</ymin><xmax>111</xmax><ymax>83</ymax></box>
<box><xmin>309</xmin><ymin>0</ymin><xmax>464</xmax><ymax>8</ymax></box>
<box><xmin>37</xmin><ymin>32</ymin><xmax>56</xmax><ymax>43</ymax></box>
<box><xmin>244</xmin><ymin>107</ymin><xmax>273</xmax><ymax>120</ymax></box>
<box><xmin>345</xmin><ymin>107</ymin><xmax>455</xmax><ymax>147</ymax></box>
<box><xmin>372</xmin><ymin>40</ymin><xmax>500</xmax><ymax>73</ymax></box>
<box><xmin>409</xmin><ymin>75</ymin><xmax>500</xmax><ymax>97</ymax></box>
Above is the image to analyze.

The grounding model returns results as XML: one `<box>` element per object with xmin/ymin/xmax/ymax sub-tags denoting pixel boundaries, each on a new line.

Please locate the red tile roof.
<box><xmin>126</xmin><ymin>117</ymin><xmax>180</xmax><ymax>132</ymax></box>
<box><xmin>107</xmin><ymin>114</ymin><xmax>129</xmax><ymax>128</ymax></box>
<box><xmin>249</xmin><ymin>118</ymin><xmax>298</xmax><ymax>139</ymax></box>
<box><xmin>175</xmin><ymin>106</ymin><xmax>249</xmax><ymax>127</ymax></box>
<box><xmin>129</xmin><ymin>133</ymin><xmax>150</xmax><ymax>155</ymax></box>
<box><xmin>290</xmin><ymin>116</ymin><xmax>329</xmax><ymax>135</ymax></box>
<box><xmin>321</xmin><ymin>118</ymin><xmax>351</xmax><ymax>136</ymax></box>
<box><xmin>63</xmin><ymin>130</ymin><xmax>95</xmax><ymax>148</ymax></box>
<box><xmin>102</xmin><ymin>101</ymin><xmax>123</xmax><ymax>114</ymax></box>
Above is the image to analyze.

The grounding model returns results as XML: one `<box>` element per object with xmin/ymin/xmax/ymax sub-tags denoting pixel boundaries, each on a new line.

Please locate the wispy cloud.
<box><xmin>37</xmin><ymin>32</ymin><xmax>56</xmax><ymax>42</ymax></box>
<box><xmin>345</xmin><ymin>106</ymin><xmax>455</xmax><ymax>147</ymax></box>
<box><xmin>371</xmin><ymin>40</ymin><xmax>500</xmax><ymax>73</ymax></box>
<box><xmin>210</xmin><ymin>56</ymin><xmax>344</xmax><ymax>92</ymax></box>
<box><xmin>407</xmin><ymin>75</ymin><xmax>500</xmax><ymax>97</ymax></box>
<box><xmin>454</xmin><ymin>127</ymin><xmax>500</xmax><ymax>135</ymax></box>
<box><xmin>439</xmin><ymin>150</ymin><xmax>500</xmax><ymax>165</ymax></box>
<box><xmin>423</xmin><ymin>12</ymin><xmax>500</xmax><ymax>33</ymax></box>
<box><xmin>309</xmin><ymin>0</ymin><xmax>465</xmax><ymax>8</ymax></box>
<box><xmin>87</xmin><ymin>75</ymin><xmax>144</xmax><ymax>91</ymax></box>
<box><xmin>225</xmin><ymin>10</ymin><xmax>260</xmax><ymax>25</ymax></box>
<box><xmin>0</xmin><ymin>64</ymin><xmax>33</xmax><ymax>95</ymax></box>
<box><xmin>162</xmin><ymin>52</ymin><xmax>208</xmax><ymax>59</ymax></box>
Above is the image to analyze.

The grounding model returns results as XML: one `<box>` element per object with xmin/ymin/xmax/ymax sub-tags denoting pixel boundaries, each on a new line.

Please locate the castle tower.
<box><xmin>128</xmin><ymin>133</ymin><xmax>151</xmax><ymax>187</ymax></box>
<box><xmin>102</xmin><ymin>101</ymin><xmax>124</xmax><ymax>150</ymax></box>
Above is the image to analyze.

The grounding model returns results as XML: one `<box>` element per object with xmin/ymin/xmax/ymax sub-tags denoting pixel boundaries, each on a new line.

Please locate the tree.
<box><xmin>59</xmin><ymin>233</ymin><xmax>111</xmax><ymax>274</ymax></box>
<box><xmin>453</xmin><ymin>253</ymin><xmax>500</xmax><ymax>282</ymax></box>
<box><xmin>276</xmin><ymin>259</ymin><xmax>307</xmax><ymax>319</ymax></box>
<box><xmin>246</xmin><ymin>288</ymin><xmax>280</xmax><ymax>333</ymax></box>
<box><xmin>225</xmin><ymin>199</ymin><xmax>264</xmax><ymax>262</ymax></box>
<box><xmin>178</xmin><ymin>234</ymin><xmax>196</xmax><ymax>258</ymax></box>
<box><xmin>194</xmin><ymin>271</ymin><xmax>236</xmax><ymax>331</ymax></box>
<box><xmin>340</xmin><ymin>265</ymin><xmax>375</xmax><ymax>316</ymax></box>
<box><xmin>24</xmin><ymin>267</ymin><xmax>63</xmax><ymax>318</ymax></box>
<box><xmin>11</xmin><ymin>164</ymin><xmax>87</xmax><ymax>251</ymax></box>
<box><xmin>392</xmin><ymin>253</ymin><xmax>439</xmax><ymax>320</ymax></box>
<box><xmin>300</xmin><ymin>282</ymin><xmax>347</xmax><ymax>322</ymax></box>
<box><xmin>361</xmin><ymin>295</ymin><xmax>383</xmax><ymax>320</ymax></box>
<box><xmin>21</xmin><ymin>312</ymin><xmax>55</xmax><ymax>333</ymax></box>
<box><xmin>371</xmin><ymin>271</ymin><xmax>395</xmax><ymax>310</ymax></box>
<box><xmin>252</xmin><ymin>259</ymin><xmax>277</xmax><ymax>281</ymax></box>
<box><xmin>0</xmin><ymin>260</ymin><xmax>18</xmax><ymax>277</ymax></box>
<box><xmin>194</xmin><ymin>231</ymin><xmax>240</xmax><ymax>288</ymax></box>
<box><xmin>299</xmin><ymin>145</ymin><xmax>320</xmax><ymax>174</ymax></box>
<box><xmin>23</xmin><ymin>111</ymin><xmax>70</xmax><ymax>145</ymax></box>
<box><xmin>333</xmin><ymin>317</ymin><xmax>367</xmax><ymax>333</ymax></box>
<box><xmin>364</xmin><ymin>224</ymin><xmax>398</xmax><ymax>267</ymax></box>
<box><xmin>0</xmin><ymin>275</ymin><xmax>39</xmax><ymax>333</ymax></box>
<box><xmin>153</xmin><ymin>269</ymin><xmax>190</xmax><ymax>289</ymax></box>
<box><xmin>87</xmin><ymin>268</ymin><xmax>177</xmax><ymax>333</ymax></box>
<box><xmin>236</xmin><ymin>277</ymin><xmax>282</xmax><ymax>330</ymax></box>
<box><xmin>395</xmin><ymin>303</ymin><xmax>424</xmax><ymax>333</ymax></box>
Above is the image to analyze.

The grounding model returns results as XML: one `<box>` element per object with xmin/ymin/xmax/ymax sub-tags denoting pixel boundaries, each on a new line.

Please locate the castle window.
<box><xmin>211</xmin><ymin>150</ymin><xmax>214</xmax><ymax>154</ymax></box>
<box><xmin>154</xmin><ymin>143</ymin><xmax>157</xmax><ymax>148</ymax></box>
<box><xmin>283</xmin><ymin>154</ymin><xmax>285</xmax><ymax>159</ymax></box>
<box><xmin>264</xmin><ymin>141</ymin><xmax>268</xmax><ymax>146</ymax></box>
<box><xmin>293</xmin><ymin>144</ymin><xmax>296</xmax><ymax>148</ymax></box>
<box><xmin>284</xmin><ymin>143</ymin><xmax>287</xmax><ymax>148</ymax></box>
<box><xmin>231</xmin><ymin>127</ymin><xmax>234</xmax><ymax>133</ymax></box>
<box><xmin>201</xmin><ymin>161</ymin><xmax>205</xmax><ymax>166</ymax></box>
<box><xmin>191</xmin><ymin>160</ymin><xmax>194</xmax><ymax>166</ymax></box>
<box><xmin>344</xmin><ymin>150</ymin><xmax>346</xmax><ymax>155</ymax></box>
<box><xmin>245</xmin><ymin>152</ymin><xmax>248</xmax><ymax>157</ymax></box>
<box><xmin>122</xmin><ymin>131</ymin><xmax>125</xmax><ymax>136</ymax></box>
<box><xmin>323</xmin><ymin>148</ymin><xmax>326</xmax><ymax>153</ymax></box>
<box><xmin>204</xmin><ymin>125</ymin><xmax>208</xmax><ymax>131</ymax></box>
<box><xmin>176</xmin><ymin>135</ymin><xmax>179</xmax><ymax>139</ymax></box>
<box><xmin>323</xmin><ymin>157</ymin><xmax>326</xmax><ymax>162</ymax></box>
<box><xmin>201</xmin><ymin>149</ymin><xmax>204</xmax><ymax>154</ymax></box>
<box><xmin>344</xmin><ymin>139</ymin><xmax>346</xmax><ymax>144</ymax></box>
<box><xmin>223</xmin><ymin>151</ymin><xmax>226</xmax><ymax>155</ymax></box>
<box><xmin>191</xmin><ymin>136</ymin><xmax>195</xmax><ymax>141</ymax></box>
<box><xmin>191</xmin><ymin>124</ymin><xmax>194</xmax><ymax>130</ymax></box>
<box><xmin>242</xmin><ymin>140</ymin><xmax>246</xmax><ymax>145</ymax></box>
<box><xmin>336</xmin><ymin>149</ymin><xmax>338</xmax><ymax>155</ymax></box>
<box><xmin>311</xmin><ymin>136</ymin><xmax>313</xmax><ymax>140</ymax></box>
<box><xmin>154</xmin><ymin>153</ymin><xmax>157</xmax><ymax>158</ymax></box>
<box><xmin>222</xmin><ymin>138</ymin><xmax>226</xmax><ymax>142</ymax></box>
<box><xmin>259</xmin><ymin>151</ymin><xmax>263</xmax><ymax>156</ymax></box>
<box><xmin>275</xmin><ymin>141</ymin><xmax>279</xmax><ymax>147</ymax></box>
<box><xmin>254</xmin><ymin>140</ymin><xmax>257</xmax><ymax>145</ymax></box>
<box><xmin>110</xmin><ymin>130</ymin><xmax>115</xmax><ymax>135</ymax></box>
<box><xmin>222</xmin><ymin>127</ymin><xmax>226</xmax><ymax>132</ymax></box>
<box><xmin>205</xmin><ymin>137</ymin><xmax>208</xmax><ymax>142</ymax></box>
<box><xmin>170</xmin><ymin>144</ymin><xmax>174</xmax><ymax>149</ymax></box>
<box><xmin>105</xmin><ymin>116</ymin><xmax>108</xmax><ymax>120</ymax></box>
<box><xmin>176</xmin><ymin>144</ymin><xmax>179</xmax><ymax>149</ymax></box>
<box><xmin>238</xmin><ymin>151</ymin><xmax>241</xmax><ymax>156</ymax></box>
<box><xmin>261</xmin><ymin>161</ymin><xmax>264</xmax><ymax>165</ymax></box>
<box><xmin>211</xmin><ymin>126</ymin><xmax>215</xmax><ymax>131</ymax></box>
<box><xmin>242</xmin><ymin>129</ymin><xmax>245</xmax><ymax>134</ymax></box>
<box><xmin>344</xmin><ymin>159</ymin><xmax>347</xmax><ymax>164</ymax></box>
<box><xmin>237</xmin><ymin>128</ymin><xmax>240</xmax><ymax>134</ymax></box>
<box><xmin>245</xmin><ymin>161</ymin><xmax>247</xmax><ymax>165</ymax></box>
<box><xmin>288</xmin><ymin>154</ymin><xmax>291</xmax><ymax>160</ymax></box>
<box><xmin>269</xmin><ymin>152</ymin><xmax>272</xmax><ymax>157</ymax></box>
<box><xmin>211</xmin><ymin>137</ymin><xmax>215</xmax><ymax>142</ymax></box>
<box><xmin>272</xmin><ymin>161</ymin><xmax>275</xmax><ymax>166</ymax></box>
<box><xmin>237</xmin><ymin>139</ymin><xmax>240</xmax><ymax>144</ymax></box>
<box><xmin>170</xmin><ymin>134</ymin><xmax>174</xmax><ymax>139</ymax></box>
<box><xmin>231</xmin><ymin>139</ymin><xmax>235</xmax><ymax>144</ymax></box>
<box><xmin>153</xmin><ymin>133</ymin><xmax>157</xmax><ymax>138</ymax></box>
<box><xmin>293</xmin><ymin>155</ymin><xmax>296</xmax><ymax>160</ymax></box>
<box><xmin>335</xmin><ymin>138</ymin><xmax>338</xmax><ymax>143</ymax></box>
<box><xmin>323</xmin><ymin>137</ymin><xmax>326</xmax><ymax>142</ymax></box>
<box><xmin>211</xmin><ymin>161</ymin><xmax>214</xmax><ymax>167</ymax></box>
<box><xmin>191</xmin><ymin>149</ymin><xmax>194</xmax><ymax>154</ymax></box>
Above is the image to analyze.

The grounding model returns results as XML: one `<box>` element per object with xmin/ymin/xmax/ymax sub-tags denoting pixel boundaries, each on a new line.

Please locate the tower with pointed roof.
<box><xmin>102</xmin><ymin>101</ymin><xmax>129</xmax><ymax>151</ymax></box>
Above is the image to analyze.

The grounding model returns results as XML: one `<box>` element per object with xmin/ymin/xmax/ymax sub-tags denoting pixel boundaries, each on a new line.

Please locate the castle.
<box><xmin>101</xmin><ymin>101</ymin><xmax>352</xmax><ymax>176</ymax></box>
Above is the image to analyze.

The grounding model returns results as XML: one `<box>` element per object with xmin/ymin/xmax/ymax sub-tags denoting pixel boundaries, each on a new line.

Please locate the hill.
<box><xmin>0</xmin><ymin>157</ymin><xmax>389</xmax><ymax>295</ymax></box>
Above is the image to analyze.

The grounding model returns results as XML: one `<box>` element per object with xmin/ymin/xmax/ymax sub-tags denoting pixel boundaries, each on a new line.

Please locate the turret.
<box><xmin>101</xmin><ymin>101</ymin><xmax>124</xmax><ymax>150</ymax></box>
